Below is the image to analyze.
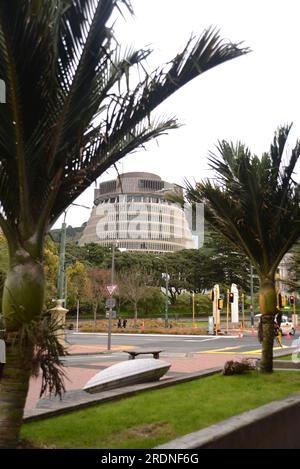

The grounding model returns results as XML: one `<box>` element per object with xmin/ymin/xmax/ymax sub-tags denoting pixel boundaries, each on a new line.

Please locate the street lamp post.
<box><xmin>164</xmin><ymin>266</ymin><xmax>169</xmax><ymax>329</ymax></box>
<box><xmin>250</xmin><ymin>263</ymin><xmax>255</xmax><ymax>326</ymax></box>
<box><xmin>57</xmin><ymin>211</ymin><xmax>67</xmax><ymax>301</ymax></box>
<box><xmin>155</xmin><ymin>256</ymin><xmax>169</xmax><ymax>328</ymax></box>
<box><xmin>107</xmin><ymin>242</ymin><xmax>116</xmax><ymax>351</ymax></box>
<box><xmin>57</xmin><ymin>203</ymin><xmax>91</xmax><ymax>305</ymax></box>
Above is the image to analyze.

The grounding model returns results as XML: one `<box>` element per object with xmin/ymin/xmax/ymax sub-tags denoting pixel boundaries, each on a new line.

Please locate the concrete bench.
<box><xmin>123</xmin><ymin>350</ymin><xmax>163</xmax><ymax>360</ymax></box>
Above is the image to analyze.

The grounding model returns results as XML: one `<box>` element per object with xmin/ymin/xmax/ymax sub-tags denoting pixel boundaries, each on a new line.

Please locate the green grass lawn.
<box><xmin>176</xmin><ymin>320</ymin><xmax>208</xmax><ymax>328</ymax></box>
<box><xmin>21</xmin><ymin>371</ymin><xmax>300</xmax><ymax>449</ymax></box>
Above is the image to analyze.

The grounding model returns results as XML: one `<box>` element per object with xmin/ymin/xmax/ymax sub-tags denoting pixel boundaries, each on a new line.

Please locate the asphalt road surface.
<box><xmin>65</xmin><ymin>330</ymin><xmax>299</xmax><ymax>365</ymax></box>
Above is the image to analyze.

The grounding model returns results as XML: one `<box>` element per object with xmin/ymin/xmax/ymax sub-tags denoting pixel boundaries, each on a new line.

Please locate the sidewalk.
<box><xmin>25</xmin><ymin>342</ymin><xmax>254</xmax><ymax>413</ymax></box>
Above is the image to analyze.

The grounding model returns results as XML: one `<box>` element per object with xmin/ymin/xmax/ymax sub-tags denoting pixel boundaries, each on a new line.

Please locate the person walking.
<box><xmin>274</xmin><ymin>309</ymin><xmax>283</xmax><ymax>347</ymax></box>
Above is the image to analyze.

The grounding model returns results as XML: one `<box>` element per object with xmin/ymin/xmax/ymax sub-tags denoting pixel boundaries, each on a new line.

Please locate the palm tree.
<box><xmin>0</xmin><ymin>0</ymin><xmax>248</xmax><ymax>447</ymax></box>
<box><xmin>186</xmin><ymin>125</ymin><xmax>300</xmax><ymax>373</ymax></box>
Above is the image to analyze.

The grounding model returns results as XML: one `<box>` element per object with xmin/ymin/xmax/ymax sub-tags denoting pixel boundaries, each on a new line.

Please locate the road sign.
<box><xmin>106</xmin><ymin>284</ymin><xmax>118</xmax><ymax>296</ymax></box>
<box><xmin>106</xmin><ymin>298</ymin><xmax>116</xmax><ymax>308</ymax></box>
<box><xmin>105</xmin><ymin>311</ymin><xmax>117</xmax><ymax>319</ymax></box>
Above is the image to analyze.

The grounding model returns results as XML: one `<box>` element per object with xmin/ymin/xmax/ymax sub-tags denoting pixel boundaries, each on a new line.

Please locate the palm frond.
<box><xmin>0</xmin><ymin>0</ymin><xmax>249</xmax><ymax>248</ymax></box>
<box><xmin>186</xmin><ymin>126</ymin><xmax>300</xmax><ymax>278</ymax></box>
<box><xmin>50</xmin><ymin>115</ymin><xmax>179</xmax><ymax>222</ymax></box>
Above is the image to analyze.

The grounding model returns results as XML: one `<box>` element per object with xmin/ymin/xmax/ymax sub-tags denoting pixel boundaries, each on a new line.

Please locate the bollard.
<box><xmin>48</xmin><ymin>299</ymin><xmax>69</xmax><ymax>344</ymax></box>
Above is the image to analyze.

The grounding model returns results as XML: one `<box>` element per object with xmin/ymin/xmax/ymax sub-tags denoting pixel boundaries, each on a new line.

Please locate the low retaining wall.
<box><xmin>156</xmin><ymin>393</ymin><xmax>300</xmax><ymax>449</ymax></box>
<box><xmin>273</xmin><ymin>360</ymin><xmax>300</xmax><ymax>369</ymax></box>
<box><xmin>23</xmin><ymin>368</ymin><xmax>222</xmax><ymax>423</ymax></box>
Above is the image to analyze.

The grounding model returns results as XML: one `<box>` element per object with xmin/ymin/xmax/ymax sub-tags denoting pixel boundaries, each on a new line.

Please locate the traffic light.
<box><xmin>278</xmin><ymin>293</ymin><xmax>283</xmax><ymax>308</ymax></box>
<box><xmin>290</xmin><ymin>295</ymin><xmax>295</xmax><ymax>305</ymax></box>
<box><xmin>210</xmin><ymin>290</ymin><xmax>214</xmax><ymax>301</ymax></box>
<box><xmin>218</xmin><ymin>298</ymin><xmax>223</xmax><ymax>310</ymax></box>
<box><xmin>229</xmin><ymin>292</ymin><xmax>234</xmax><ymax>303</ymax></box>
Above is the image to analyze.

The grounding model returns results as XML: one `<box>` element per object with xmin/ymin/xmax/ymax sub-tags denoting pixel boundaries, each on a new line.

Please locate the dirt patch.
<box><xmin>115</xmin><ymin>421</ymin><xmax>171</xmax><ymax>442</ymax></box>
<box><xmin>17</xmin><ymin>438</ymin><xmax>56</xmax><ymax>449</ymax></box>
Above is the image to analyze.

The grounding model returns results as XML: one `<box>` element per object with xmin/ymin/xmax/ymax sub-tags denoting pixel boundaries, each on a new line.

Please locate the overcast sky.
<box><xmin>54</xmin><ymin>0</ymin><xmax>300</xmax><ymax>229</ymax></box>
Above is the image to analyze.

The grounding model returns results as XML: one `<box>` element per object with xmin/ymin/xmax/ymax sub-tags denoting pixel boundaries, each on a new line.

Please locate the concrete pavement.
<box><xmin>25</xmin><ymin>333</ymin><xmax>298</xmax><ymax>414</ymax></box>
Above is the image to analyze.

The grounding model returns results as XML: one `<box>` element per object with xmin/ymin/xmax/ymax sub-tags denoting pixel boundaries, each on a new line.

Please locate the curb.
<box><xmin>273</xmin><ymin>360</ymin><xmax>300</xmax><ymax>370</ymax></box>
<box><xmin>66</xmin><ymin>351</ymin><xmax>116</xmax><ymax>357</ymax></box>
<box><xmin>23</xmin><ymin>367</ymin><xmax>222</xmax><ymax>423</ymax></box>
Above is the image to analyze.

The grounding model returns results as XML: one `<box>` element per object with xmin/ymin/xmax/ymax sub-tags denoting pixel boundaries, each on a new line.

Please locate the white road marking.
<box><xmin>68</xmin><ymin>332</ymin><xmax>238</xmax><ymax>339</ymax></box>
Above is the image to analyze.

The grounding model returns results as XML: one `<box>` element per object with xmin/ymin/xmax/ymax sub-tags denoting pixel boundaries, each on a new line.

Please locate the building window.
<box><xmin>99</xmin><ymin>180</ymin><xmax>117</xmax><ymax>194</ymax></box>
<box><xmin>138</xmin><ymin>179</ymin><xmax>164</xmax><ymax>191</ymax></box>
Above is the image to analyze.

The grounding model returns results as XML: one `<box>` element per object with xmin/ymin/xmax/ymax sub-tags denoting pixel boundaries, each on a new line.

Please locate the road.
<box><xmin>65</xmin><ymin>331</ymin><xmax>299</xmax><ymax>365</ymax></box>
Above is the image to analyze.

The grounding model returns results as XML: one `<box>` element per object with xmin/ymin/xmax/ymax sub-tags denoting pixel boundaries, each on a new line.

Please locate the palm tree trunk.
<box><xmin>0</xmin><ymin>247</ymin><xmax>45</xmax><ymax>448</ymax></box>
<box><xmin>259</xmin><ymin>277</ymin><xmax>276</xmax><ymax>372</ymax></box>
<box><xmin>0</xmin><ymin>339</ymin><xmax>33</xmax><ymax>448</ymax></box>
<box><xmin>260</xmin><ymin>314</ymin><xmax>275</xmax><ymax>372</ymax></box>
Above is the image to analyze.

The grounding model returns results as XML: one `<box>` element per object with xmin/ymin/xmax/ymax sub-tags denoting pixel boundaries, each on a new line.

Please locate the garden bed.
<box><xmin>72</xmin><ymin>319</ymin><xmax>208</xmax><ymax>335</ymax></box>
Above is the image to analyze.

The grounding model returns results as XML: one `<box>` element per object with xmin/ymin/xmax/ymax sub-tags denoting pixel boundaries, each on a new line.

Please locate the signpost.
<box><xmin>106</xmin><ymin>298</ymin><xmax>116</xmax><ymax>308</ymax></box>
<box><xmin>106</xmin><ymin>297</ymin><xmax>117</xmax><ymax>320</ymax></box>
<box><xmin>106</xmin><ymin>242</ymin><xmax>117</xmax><ymax>351</ymax></box>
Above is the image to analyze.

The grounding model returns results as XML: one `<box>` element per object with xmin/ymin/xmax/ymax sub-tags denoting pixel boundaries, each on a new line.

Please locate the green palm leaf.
<box><xmin>0</xmin><ymin>0</ymin><xmax>249</xmax><ymax>245</ymax></box>
<box><xmin>186</xmin><ymin>126</ymin><xmax>300</xmax><ymax>278</ymax></box>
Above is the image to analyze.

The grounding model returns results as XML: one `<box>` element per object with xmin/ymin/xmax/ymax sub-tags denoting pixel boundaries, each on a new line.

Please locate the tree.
<box><xmin>87</xmin><ymin>267</ymin><xmax>111</xmax><ymax>327</ymax></box>
<box><xmin>43</xmin><ymin>237</ymin><xmax>59</xmax><ymax>308</ymax></box>
<box><xmin>152</xmin><ymin>242</ymin><xmax>252</xmax><ymax>305</ymax></box>
<box><xmin>186</xmin><ymin>125</ymin><xmax>300</xmax><ymax>372</ymax></box>
<box><xmin>66</xmin><ymin>261</ymin><xmax>91</xmax><ymax>310</ymax></box>
<box><xmin>0</xmin><ymin>0</ymin><xmax>248</xmax><ymax>447</ymax></box>
<box><xmin>138</xmin><ymin>287</ymin><xmax>165</xmax><ymax>317</ymax></box>
<box><xmin>203</xmin><ymin>226</ymin><xmax>258</xmax><ymax>292</ymax></box>
<box><xmin>117</xmin><ymin>267</ymin><xmax>153</xmax><ymax>324</ymax></box>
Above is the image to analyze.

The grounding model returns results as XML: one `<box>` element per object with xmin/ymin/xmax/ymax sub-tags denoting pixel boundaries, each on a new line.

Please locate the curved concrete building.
<box><xmin>79</xmin><ymin>172</ymin><xmax>195</xmax><ymax>252</ymax></box>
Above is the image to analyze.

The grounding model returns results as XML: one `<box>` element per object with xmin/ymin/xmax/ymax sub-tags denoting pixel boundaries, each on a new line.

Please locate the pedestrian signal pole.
<box><xmin>213</xmin><ymin>285</ymin><xmax>220</xmax><ymax>336</ymax></box>
<box><xmin>226</xmin><ymin>289</ymin><xmax>230</xmax><ymax>334</ymax></box>
<box><xmin>250</xmin><ymin>263</ymin><xmax>254</xmax><ymax>326</ymax></box>
<box><xmin>192</xmin><ymin>292</ymin><xmax>195</xmax><ymax>326</ymax></box>
<box><xmin>242</xmin><ymin>293</ymin><xmax>245</xmax><ymax>329</ymax></box>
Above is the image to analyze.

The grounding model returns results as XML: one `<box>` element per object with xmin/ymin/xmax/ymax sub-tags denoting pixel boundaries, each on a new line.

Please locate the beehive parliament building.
<box><xmin>79</xmin><ymin>172</ymin><xmax>195</xmax><ymax>253</ymax></box>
